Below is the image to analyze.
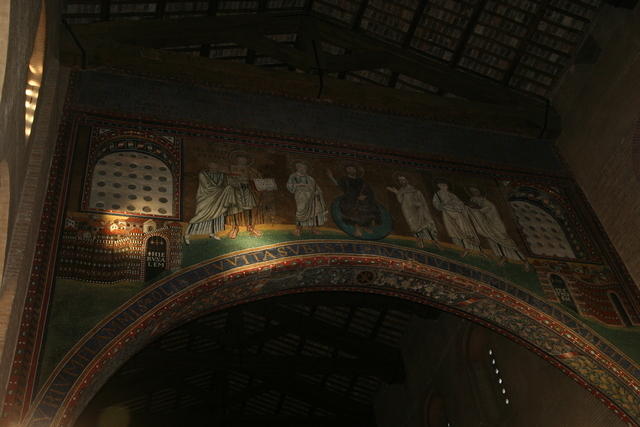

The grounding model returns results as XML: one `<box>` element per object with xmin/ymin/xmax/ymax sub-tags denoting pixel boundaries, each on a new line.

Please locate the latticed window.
<box><xmin>510</xmin><ymin>200</ymin><xmax>575</xmax><ymax>258</ymax></box>
<box><xmin>88</xmin><ymin>151</ymin><xmax>175</xmax><ymax>217</ymax></box>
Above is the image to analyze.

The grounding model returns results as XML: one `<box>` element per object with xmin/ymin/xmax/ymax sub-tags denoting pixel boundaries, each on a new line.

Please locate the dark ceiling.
<box><xmin>62</xmin><ymin>0</ymin><xmax>606</xmax><ymax>100</ymax></box>
<box><xmin>75</xmin><ymin>293</ymin><xmax>440</xmax><ymax>427</ymax></box>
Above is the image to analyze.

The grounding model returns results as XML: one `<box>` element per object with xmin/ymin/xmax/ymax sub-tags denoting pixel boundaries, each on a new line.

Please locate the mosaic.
<box><xmin>6</xmin><ymin>111</ymin><xmax>640</xmax><ymax>426</ymax></box>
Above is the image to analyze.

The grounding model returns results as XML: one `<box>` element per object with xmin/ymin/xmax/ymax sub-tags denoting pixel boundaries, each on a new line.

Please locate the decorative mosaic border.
<box><xmin>22</xmin><ymin>242</ymin><xmax>640</xmax><ymax>426</ymax></box>
<box><xmin>4</xmin><ymin>82</ymin><xmax>640</xmax><ymax>425</ymax></box>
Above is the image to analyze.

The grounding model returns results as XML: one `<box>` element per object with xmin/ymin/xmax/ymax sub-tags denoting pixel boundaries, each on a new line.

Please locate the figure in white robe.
<box><xmin>184</xmin><ymin>162</ymin><xmax>236</xmax><ymax>244</ymax></box>
<box><xmin>287</xmin><ymin>162</ymin><xmax>327</xmax><ymax>236</ymax></box>
<box><xmin>387</xmin><ymin>176</ymin><xmax>438</xmax><ymax>248</ymax></box>
<box><xmin>432</xmin><ymin>181</ymin><xmax>480</xmax><ymax>253</ymax></box>
<box><xmin>466</xmin><ymin>187</ymin><xmax>526</xmax><ymax>262</ymax></box>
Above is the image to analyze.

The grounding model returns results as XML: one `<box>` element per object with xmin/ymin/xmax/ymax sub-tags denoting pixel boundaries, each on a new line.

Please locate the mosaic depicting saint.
<box><xmin>286</xmin><ymin>161</ymin><xmax>327</xmax><ymax>236</ymax></box>
<box><xmin>432</xmin><ymin>179</ymin><xmax>480</xmax><ymax>255</ymax></box>
<box><xmin>386</xmin><ymin>174</ymin><xmax>439</xmax><ymax>248</ymax></box>
<box><xmin>184</xmin><ymin>162</ymin><xmax>235</xmax><ymax>245</ymax></box>
<box><xmin>327</xmin><ymin>163</ymin><xmax>391</xmax><ymax>240</ymax></box>
<box><xmin>466</xmin><ymin>186</ymin><xmax>527</xmax><ymax>263</ymax></box>
<box><xmin>226</xmin><ymin>151</ymin><xmax>266</xmax><ymax>238</ymax></box>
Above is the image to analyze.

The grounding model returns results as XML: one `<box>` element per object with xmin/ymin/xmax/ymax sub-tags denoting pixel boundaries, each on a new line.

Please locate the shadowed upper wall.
<box><xmin>554</xmin><ymin>3</ymin><xmax>640</xmax><ymax>286</ymax></box>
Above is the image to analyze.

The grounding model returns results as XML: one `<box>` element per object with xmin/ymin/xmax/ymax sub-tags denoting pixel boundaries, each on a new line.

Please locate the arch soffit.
<box><xmin>26</xmin><ymin>241</ymin><xmax>640</xmax><ymax>426</ymax></box>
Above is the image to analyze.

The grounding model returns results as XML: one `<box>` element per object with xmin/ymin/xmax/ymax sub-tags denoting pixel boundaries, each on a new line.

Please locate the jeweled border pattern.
<box><xmin>22</xmin><ymin>244</ymin><xmax>640</xmax><ymax>426</ymax></box>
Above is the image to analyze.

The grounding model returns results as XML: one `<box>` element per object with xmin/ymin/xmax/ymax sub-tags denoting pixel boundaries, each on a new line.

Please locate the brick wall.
<box><xmin>553</xmin><ymin>4</ymin><xmax>640</xmax><ymax>288</ymax></box>
<box><xmin>0</xmin><ymin>0</ymin><xmax>66</xmax><ymax>411</ymax></box>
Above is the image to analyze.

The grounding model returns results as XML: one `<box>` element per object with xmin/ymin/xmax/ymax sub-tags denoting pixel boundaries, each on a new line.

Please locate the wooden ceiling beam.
<box><xmin>59</xmin><ymin>37</ymin><xmax>559</xmax><ymax>137</ymax></box>
<box><xmin>351</xmin><ymin>0</ymin><xmax>369</xmax><ymax>30</ymax></box>
<box><xmin>232</xmin><ymin>31</ymin><xmax>315</xmax><ymax>71</ymax></box>
<box><xmin>84</xmin><ymin>366</ymin><xmax>208</xmax><ymax>409</ymax></box>
<box><xmin>99</xmin><ymin>0</ymin><xmax>110</xmax><ymax>21</ymax></box>
<box><xmin>604</xmin><ymin>0</ymin><xmax>638</xmax><ymax>7</ymax></box>
<box><xmin>68</xmin><ymin>13</ymin><xmax>304</xmax><ymax>49</ymax></box>
<box><xmin>156</xmin><ymin>0</ymin><xmax>168</xmax><ymax>19</ymax></box>
<box><xmin>502</xmin><ymin>0</ymin><xmax>550</xmax><ymax>85</ymax></box>
<box><xmin>246</xmin><ymin>304</ymin><xmax>403</xmax><ymax>368</ymax></box>
<box><xmin>304</xmin><ymin>0</ymin><xmax>314</xmax><ymax>13</ymax></box>
<box><xmin>322</xmin><ymin>49</ymin><xmax>389</xmax><ymax>73</ymax></box>
<box><xmin>311</xmin><ymin>17</ymin><xmax>541</xmax><ymax>108</ymax></box>
<box><xmin>449</xmin><ymin>0</ymin><xmax>488</xmax><ymax>67</ymax></box>
<box><xmin>236</xmin><ymin>324</ymin><xmax>291</xmax><ymax>348</ymax></box>
<box><xmin>294</xmin><ymin>15</ymin><xmax>322</xmax><ymax>65</ymax></box>
<box><xmin>402</xmin><ymin>0</ymin><xmax>428</xmax><ymax>48</ymax></box>
<box><xmin>249</xmin><ymin>371</ymin><xmax>372</xmax><ymax>416</ymax></box>
<box><xmin>79</xmin><ymin>375</ymin><xmax>270</xmax><ymax>425</ymax></box>
<box><xmin>65</xmin><ymin>12</ymin><xmax>546</xmax><ymax>108</ymax></box>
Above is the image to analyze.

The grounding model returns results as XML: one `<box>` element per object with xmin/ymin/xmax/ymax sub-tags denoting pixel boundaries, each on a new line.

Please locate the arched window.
<box><xmin>509</xmin><ymin>200</ymin><xmax>575</xmax><ymax>259</ymax></box>
<box><xmin>88</xmin><ymin>151</ymin><xmax>175</xmax><ymax>217</ymax></box>
<box><xmin>25</xmin><ymin>1</ymin><xmax>46</xmax><ymax>139</ymax></box>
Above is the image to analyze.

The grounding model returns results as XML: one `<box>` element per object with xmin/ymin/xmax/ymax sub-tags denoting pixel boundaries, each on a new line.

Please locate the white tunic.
<box><xmin>286</xmin><ymin>172</ymin><xmax>327</xmax><ymax>227</ymax></box>
<box><xmin>433</xmin><ymin>190</ymin><xmax>480</xmax><ymax>250</ymax></box>
<box><xmin>393</xmin><ymin>184</ymin><xmax>437</xmax><ymax>239</ymax></box>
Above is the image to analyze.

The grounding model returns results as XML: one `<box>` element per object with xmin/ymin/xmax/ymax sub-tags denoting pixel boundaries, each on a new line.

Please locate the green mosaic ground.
<box><xmin>38</xmin><ymin>229</ymin><xmax>640</xmax><ymax>391</ymax></box>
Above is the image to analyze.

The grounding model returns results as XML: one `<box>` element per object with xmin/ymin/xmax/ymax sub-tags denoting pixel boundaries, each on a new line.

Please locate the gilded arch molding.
<box><xmin>25</xmin><ymin>242</ymin><xmax>640</xmax><ymax>426</ymax></box>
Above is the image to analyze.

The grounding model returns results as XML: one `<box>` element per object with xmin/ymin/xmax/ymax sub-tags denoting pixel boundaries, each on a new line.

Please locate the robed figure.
<box><xmin>387</xmin><ymin>176</ymin><xmax>438</xmax><ymax>248</ymax></box>
<box><xmin>432</xmin><ymin>181</ymin><xmax>480</xmax><ymax>253</ymax></box>
<box><xmin>287</xmin><ymin>162</ymin><xmax>327</xmax><ymax>236</ymax></box>
<box><xmin>226</xmin><ymin>154</ymin><xmax>263</xmax><ymax>238</ymax></box>
<box><xmin>328</xmin><ymin>165</ymin><xmax>387</xmax><ymax>238</ymax></box>
<box><xmin>184</xmin><ymin>162</ymin><xmax>236</xmax><ymax>244</ymax></box>
<box><xmin>466</xmin><ymin>187</ymin><xmax>526</xmax><ymax>262</ymax></box>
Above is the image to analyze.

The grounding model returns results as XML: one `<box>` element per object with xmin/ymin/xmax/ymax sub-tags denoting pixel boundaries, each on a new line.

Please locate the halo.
<box><xmin>203</xmin><ymin>160</ymin><xmax>228</xmax><ymax>174</ymax></box>
<box><xmin>339</xmin><ymin>161</ymin><xmax>365</xmax><ymax>178</ymax></box>
<box><xmin>391</xmin><ymin>171</ymin><xmax>409</xmax><ymax>184</ymax></box>
<box><xmin>289</xmin><ymin>158</ymin><xmax>313</xmax><ymax>173</ymax></box>
<box><xmin>228</xmin><ymin>150</ymin><xmax>254</xmax><ymax>166</ymax></box>
<box><xmin>466</xmin><ymin>186</ymin><xmax>484</xmax><ymax>197</ymax></box>
<box><xmin>433</xmin><ymin>177</ymin><xmax>453</xmax><ymax>190</ymax></box>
